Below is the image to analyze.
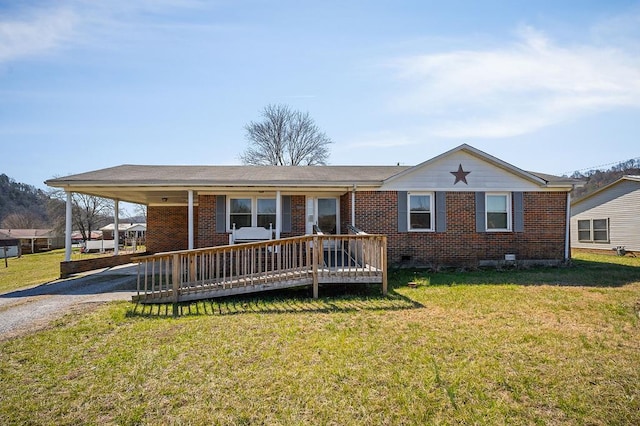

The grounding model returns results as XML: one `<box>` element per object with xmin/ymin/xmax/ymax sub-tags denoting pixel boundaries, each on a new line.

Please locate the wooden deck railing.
<box><xmin>135</xmin><ymin>234</ymin><xmax>387</xmax><ymax>304</ymax></box>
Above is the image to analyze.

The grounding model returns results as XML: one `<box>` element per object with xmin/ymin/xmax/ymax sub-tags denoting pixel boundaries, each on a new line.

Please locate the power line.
<box><xmin>561</xmin><ymin>156</ymin><xmax>640</xmax><ymax>176</ymax></box>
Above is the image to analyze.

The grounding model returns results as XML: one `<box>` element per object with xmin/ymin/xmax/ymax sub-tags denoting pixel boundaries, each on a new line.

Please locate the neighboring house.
<box><xmin>0</xmin><ymin>229</ymin><xmax>64</xmax><ymax>254</ymax></box>
<box><xmin>46</xmin><ymin>144</ymin><xmax>580</xmax><ymax>267</ymax></box>
<box><xmin>100</xmin><ymin>223</ymin><xmax>147</xmax><ymax>242</ymax></box>
<box><xmin>70</xmin><ymin>231</ymin><xmax>103</xmax><ymax>243</ymax></box>
<box><xmin>0</xmin><ymin>230</ymin><xmax>21</xmax><ymax>258</ymax></box>
<box><xmin>571</xmin><ymin>175</ymin><xmax>640</xmax><ymax>253</ymax></box>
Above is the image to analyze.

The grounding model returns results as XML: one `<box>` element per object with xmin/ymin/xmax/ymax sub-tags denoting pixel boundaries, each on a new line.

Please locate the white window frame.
<box><xmin>257</xmin><ymin>198</ymin><xmax>277</xmax><ymax>229</ymax></box>
<box><xmin>227</xmin><ymin>196</ymin><xmax>277</xmax><ymax>231</ymax></box>
<box><xmin>408</xmin><ymin>192</ymin><xmax>434</xmax><ymax>232</ymax></box>
<box><xmin>486</xmin><ymin>192</ymin><xmax>512</xmax><ymax>232</ymax></box>
<box><xmin>592</xmin><ymin>218</ymin><xmax>609</xmax><ymax>243</ymax></box>
<box><xmin>577</xmin><ymin>219</ymin><xmax>592</xmax><ymax>242</ymax></box>
<box><xmin>578</xmin><ymin>218</ymin><xmax>609</xmax><ymax>243</ymax></box>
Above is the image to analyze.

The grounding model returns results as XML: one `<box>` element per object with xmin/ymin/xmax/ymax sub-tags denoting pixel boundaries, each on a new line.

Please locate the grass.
<box><xmin>0</xmin><ymin>249</ymin><xmax>65</xmax><ymax>293</ymax></box>
<box><xmin>0</xmin><ymin>247</ymin><xmax>144</xmax><ymax>294</ymax></box>
<box><xmin>0</xmin><ymin>252</ymin><xmax>639</xmax><ymax>424</ymax></box>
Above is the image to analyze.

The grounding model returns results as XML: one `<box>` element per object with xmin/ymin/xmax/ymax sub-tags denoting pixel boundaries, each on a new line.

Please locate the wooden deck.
<box><xmin>134</xmin><ymin>234</ymin><xmax>387</xmax><ymax>304</ymax></box>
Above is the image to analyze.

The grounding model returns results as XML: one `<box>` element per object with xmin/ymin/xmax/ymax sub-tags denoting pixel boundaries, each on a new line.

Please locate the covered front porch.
<box><xmin>45</xmin><ymin>165</ymin><xmax>393</xmax><ymax>281</ymax></box>
<box><xmin>134</xmin><ymin>232</ymin><xmax>387</xmax><ymax>304</ymax></box>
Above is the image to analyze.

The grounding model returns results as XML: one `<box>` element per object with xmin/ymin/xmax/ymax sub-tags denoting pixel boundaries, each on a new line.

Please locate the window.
<box><xmin>593</xmin><ymin>219</ymin><xmax>609</xmax><ymax>242</ymax></box>
<box><xmin>230</xmin><ymin>198</ymin><xmax>252</xmax><ymax>228</ymax></box>
<box><xmin>408</xmin><ymin>193</ymin><xmax>433</xmax><ymax>231</ymax></box>
<box><xmin>257</xmin><ymin>198</ymin><xmax>276</xmax><ymax>229</ymax></box>
<box><xmin>577</xmin><ymin>220</ymin><xmax>591</xmax><ymax>241</ymax></box>
<box><xmin>229</xmin><ymin>197</ymin><xmax>277</xmax><ymax>230</ymax></box>
<box><xmin>578</xmin><ymin>218</ymin><xmax>609</xmax><ymax>243</ymax></box>
<box><xmin>486</xmin><ymin>193</ymin><xmax>511</xmax><ymax>231</ymax></box>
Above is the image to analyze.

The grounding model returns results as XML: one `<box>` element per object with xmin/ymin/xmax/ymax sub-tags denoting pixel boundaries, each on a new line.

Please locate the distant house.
<box><xmin>0</xmin><ymin>230</ymin><xmax>20</xmax><ymax>258</ymax></box>
<box><xmin>0</xmin><ymin>229</ymin><xmax>64</xmax><ymax>254</ymax></box>
<box><xmin>571</xmin><ymin>175</ymin><xmax>640</xmax><ymax>253</ymax></box>
<box><xmin>70</xmin><ymin>231</ymin><xmax>103</xmax><ymax>243</ymax></box>
<box><xmin>100</xmin><ymin>223</ymin><xmax>146</xmax><ymax>243</ymax></box>
<box><xmin>47</xmin><ymin>144</ymin><xmax>581</xmax><ymax>267</ymax></box>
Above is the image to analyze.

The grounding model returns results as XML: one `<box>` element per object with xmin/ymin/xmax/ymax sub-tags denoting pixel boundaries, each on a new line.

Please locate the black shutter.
<box><xmin>513</xmin><ymin>192</ymin><xmax>524</xmax><ymax>232</ymax></box>
<box><xmin>215</xmin><ymin>195</ymin><xmax>226</xmax><ymax>233</ymax></box>
<box><xmin>475</xmin><ymin>192</ymin><xmax>486</xmax><ymax>233</ymax></box>
<box><xmin>282</xmin><ymin>195</ymin><xmax>292</xmax><ymax>233</ymax></box>
<box><xmin>398</xmin><ymin>191</ymin><xmax>408</xmax><ymax>232</ymax></box>
<box><xmin>435</xmin><ymin>191</ymin><xmax>446</xmax><ymax>232</ymax></box>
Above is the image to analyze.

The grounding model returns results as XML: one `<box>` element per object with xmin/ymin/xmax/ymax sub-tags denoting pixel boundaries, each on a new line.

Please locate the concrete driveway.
<box><xmin>0</xmin><ymin>264</ymin><xmax>138</xmax><ymax>341</ymax></box>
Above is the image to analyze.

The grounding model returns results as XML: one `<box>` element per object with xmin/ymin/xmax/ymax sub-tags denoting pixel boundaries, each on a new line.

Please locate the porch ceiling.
<box><xmin>46</xmin><ymin>185</ymin><xmax>367</xmax><ymax>206</ymax></box>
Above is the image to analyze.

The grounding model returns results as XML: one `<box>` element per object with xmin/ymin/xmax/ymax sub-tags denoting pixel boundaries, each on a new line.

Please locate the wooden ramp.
<box><xmin>134</xmin><ymin>234</ymin><xmax>387</xmax><ymax>304</ymax></box>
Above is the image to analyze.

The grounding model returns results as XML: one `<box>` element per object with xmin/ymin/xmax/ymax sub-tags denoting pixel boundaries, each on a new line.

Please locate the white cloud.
<box><xmin>389</xmin><ymin>24</ymin><xmax>640</xmax><ymax>138</ymax></box>
<box><xmin>0</xmin><ymin>1</ymin><xmax>226</xmax><ymax>64</ymax></box>
<box><xmin>0</xmin><ymin>8</ymin><xmax>77</xmax><ymax>63</ymax></box>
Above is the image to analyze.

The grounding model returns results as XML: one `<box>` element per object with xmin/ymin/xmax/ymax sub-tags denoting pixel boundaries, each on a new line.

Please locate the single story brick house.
<box><xmin>46</xmin><ymin>144</ymin><xmax>581</xmax><ymax>267</ymax></box>
<box><xmin>571</xmin><ymin>175</ymin><xmax>640</xmax><ymax>254</ymax></box>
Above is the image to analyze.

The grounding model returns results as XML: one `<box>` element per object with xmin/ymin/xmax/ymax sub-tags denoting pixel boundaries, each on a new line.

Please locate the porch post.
<box><xmin>275</xmin><ymin>190</ymin><xmax>281</xmax><ymax>239</ymax></box>
<box><xmin>114</xmin><ymin>199</ymin><xmax>119</xmax><ymax>255</ymax></box>
<box><xmin>64</xmin><ymin>191</ymin><xmax>72</xmax><ymax>262</ymax></box>
<box><xmin>188</xmin><ymin>190</ymin><xmax>194</xmax><ymax>250</ymax></box>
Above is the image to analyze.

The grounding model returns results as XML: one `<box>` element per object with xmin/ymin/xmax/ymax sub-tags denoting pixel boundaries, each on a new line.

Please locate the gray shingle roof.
<box><xmin>46</xmin><ymin>164</ymin><xmax>412</xmax><ymax>187</ymax></box>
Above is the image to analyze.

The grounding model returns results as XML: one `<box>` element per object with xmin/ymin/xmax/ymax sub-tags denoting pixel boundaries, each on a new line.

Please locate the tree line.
<box><xmin>0</xmin><ymin>174</ymin><xmax>137</xmax><ymax>241</ymax></box>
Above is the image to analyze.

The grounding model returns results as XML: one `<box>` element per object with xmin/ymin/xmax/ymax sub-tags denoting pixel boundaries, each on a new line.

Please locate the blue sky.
<box><xmin>1</xmin><ymin>0</ymin><xmax>639</xmax><ymax>191</ymax></box>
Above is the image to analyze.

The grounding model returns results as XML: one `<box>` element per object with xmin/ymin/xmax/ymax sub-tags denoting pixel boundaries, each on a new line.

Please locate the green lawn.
<box><xmin>0</xmin><ymin>252</ymin><xmax>639</xmax><ymax>424</ymax></box>
<box><xmin>0</xmin><ymin>247</ymin><xmax>144</xmax><ymax>294</ymax></box>
<box><xmin>0</xmin><ymin>249</ymin><xmax>65</xmax><ymax>293</ymax></box>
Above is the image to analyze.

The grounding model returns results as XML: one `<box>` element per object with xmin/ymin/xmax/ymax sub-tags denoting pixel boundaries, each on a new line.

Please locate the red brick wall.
<box><xmin>147</xmin><ymin>205</ymin><xmax>198</xmax><ymax>253</ymax></box>
<box><xmin>281</xmin><ymin>195</ymin><xmax>306</xmax><ymax>238</ymax></box>
<box><xmin>60</xmin><ymin>252</ymin><xmax>145</xmax><ymax>278</ymax></box>
<box><xmin>147</xmin><ymin>191</ymin><xmax>568</xmax><ymax>266</ymax></box>
<box><xmin>196</xmin><ymin>195</ymin><xmax>229</xmax><ymax>248</ymax></box>
<box><xmin>354</xmin><ymin>191</ymin><xmax>567</xmax><ymax>267</ymax></box>
<box><xmin>340</xmin><ymin>192</ymin><xmax>352</xmax><ymax>234</ymax></box>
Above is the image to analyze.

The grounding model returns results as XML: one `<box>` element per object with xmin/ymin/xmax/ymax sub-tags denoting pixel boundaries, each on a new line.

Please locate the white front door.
<box><xmin>306</xmin><ymin>197</ymin><xmax>339</xmax><ymax>234</ymax></box>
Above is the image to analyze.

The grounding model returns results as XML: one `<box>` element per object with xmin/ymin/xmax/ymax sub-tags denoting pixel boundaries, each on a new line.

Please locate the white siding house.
<box><xmin>571</xmin><ymin>176</ymin><xmax>640</xmax><ymax>252</ymax></box>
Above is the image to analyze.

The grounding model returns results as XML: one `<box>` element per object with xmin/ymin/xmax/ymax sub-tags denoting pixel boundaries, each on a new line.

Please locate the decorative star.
<box><xmin>450</xmin><ymin>163</ymin><xmax>471</xmax><ymax>185</ymax></box>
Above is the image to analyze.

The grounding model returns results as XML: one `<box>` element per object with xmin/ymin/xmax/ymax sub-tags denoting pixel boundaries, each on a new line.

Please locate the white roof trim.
<box><xmin>383</xmin><ymin>144</ymin><xmax>548</xmax><ymax>187</ymax></box>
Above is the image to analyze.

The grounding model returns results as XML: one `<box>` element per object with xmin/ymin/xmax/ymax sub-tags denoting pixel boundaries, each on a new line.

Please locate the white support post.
<box><xmin>114</xmin><ymin>199</ymin><xmax>119</xmax><ymax>256</ymax></box>
<box><xmin>275</xmin><ymin>190</ymin><xmax>281</xmax><ymax>239</ymax></box>
<box><xmin>64</xmin><ymin>191</ymin><xmax>72</xmax><ymax>262</ymax></box>
<box><xmin>188</xmin><ymin>190</ymin><xmax>194</xmax><ymax>250</ymax></box>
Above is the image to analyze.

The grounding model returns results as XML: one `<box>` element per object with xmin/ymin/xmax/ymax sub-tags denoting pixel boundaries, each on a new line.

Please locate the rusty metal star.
<box><xmin>450</xmin><ymin>163</ymin><xmax>470</xmax><ymax>185</ymax></box>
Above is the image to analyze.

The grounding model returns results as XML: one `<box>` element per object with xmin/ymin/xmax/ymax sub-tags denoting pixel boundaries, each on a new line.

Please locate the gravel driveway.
<box><xmin>0</xmin><ymin>264</ymin><xmax>138</xmax><ymax>340</ymax></box>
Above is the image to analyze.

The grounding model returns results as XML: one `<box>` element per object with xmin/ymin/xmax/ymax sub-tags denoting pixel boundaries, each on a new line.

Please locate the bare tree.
<box><xmin>134</xmin><ymin>204</ymin><xmax>147</xmax><ymax>222</ymax></box>
<box><xmin>0</xmin><ymin>210</ymin><xmax>46</xmax><ymax>229</ymax></box>
<box><xmin>48</xmin><ymin>189</ymin><xmax>113</xmax><ymax>241</ymax></box>
<box><xmin>241</xmin><ymin>104</ymin><xmax>332</xmax><ymax>166</ymax></box>
<box><xmin>72</xmin><ymin>194</ymin><xmax>113</xmax><ymax>241</ymax></box>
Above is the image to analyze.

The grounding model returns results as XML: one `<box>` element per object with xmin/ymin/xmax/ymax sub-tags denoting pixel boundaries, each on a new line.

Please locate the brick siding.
<box><xmin>146</xmin><ymin>191</ymin><xmax>568</xmax><ymax>267</ymax></box>
<box><xmin>60</xmin><ymin>252</ymin><xmax>145</xmax><ymax>278</ymax></box>
<box><xmin>354</xmin><ymin>190</ymin><xmax>567</xmax><ymax>267</ymax></box>
<box><xmin>147</xmin><ymin>205</ymin><xmax>198</xmax><ymax>253</ymax></box>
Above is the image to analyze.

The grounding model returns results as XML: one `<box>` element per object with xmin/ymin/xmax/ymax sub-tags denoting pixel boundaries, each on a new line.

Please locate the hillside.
<box><xmin>0</xmin><ymin>174</ymin><xmax>56</xmax><ymax>228</ymax></box>
<box><xmin>569</xmin><ymin>158</ymin><xmax>640</xmax><ymax>200</ymax></box>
